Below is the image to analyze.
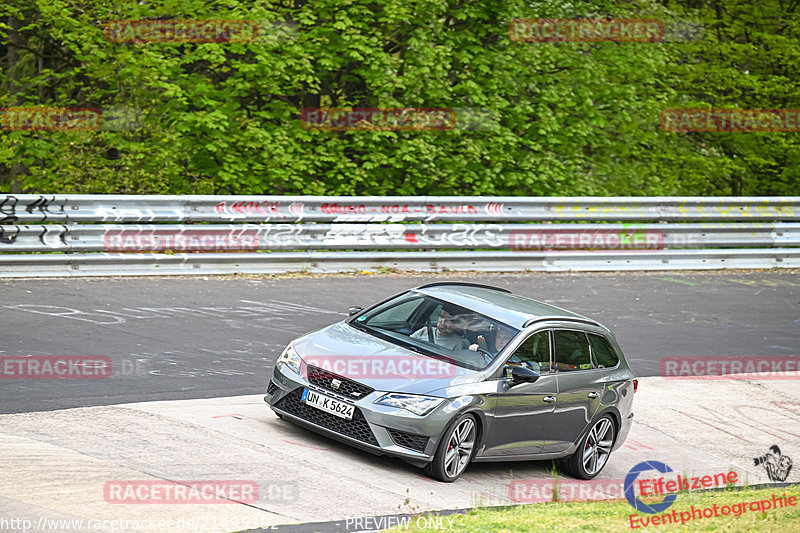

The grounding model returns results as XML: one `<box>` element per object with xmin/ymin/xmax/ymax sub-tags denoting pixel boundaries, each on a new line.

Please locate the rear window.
<box><xmin>588</xmin><ymin>334</ymin><xmax>619</xmax><ymax>368</ymax></box>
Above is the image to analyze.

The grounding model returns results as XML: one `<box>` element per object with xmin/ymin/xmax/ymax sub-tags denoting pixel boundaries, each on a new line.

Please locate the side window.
<box><xmin>367</xmin><ymin>297</ymin><xmax>424</xmax><ymax>326</ymax></box>
<box><xmin>501</xmin><ymin>330</ymin><xmax>550</xmax><ymax>378</ymax></box>
<box><xmin>588</xmin><ymin>334</ymin><xmax>619</xmax><ymax>368</ymax></box>
<box><xmin>553</xmin><ymin>330</ymin><xmax>592</xmax><ymax>372</ymax></box>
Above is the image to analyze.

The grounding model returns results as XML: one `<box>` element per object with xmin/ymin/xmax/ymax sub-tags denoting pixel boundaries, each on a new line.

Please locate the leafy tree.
<box><xmin>0</xmin><ymin>0</ymin><xmax>797</xmax><ymax>196</ymax></box>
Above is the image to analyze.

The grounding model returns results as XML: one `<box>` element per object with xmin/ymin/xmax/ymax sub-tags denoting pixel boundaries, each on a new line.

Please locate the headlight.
<box><xmin>277</xmin><ymin>344</ymin><xmax>302</xmax><ymax>375</ymax></box>
<box><xmin>374</xmin><ymin>393</ymin><xmax>445</xmax><ymax>416</ymax></box>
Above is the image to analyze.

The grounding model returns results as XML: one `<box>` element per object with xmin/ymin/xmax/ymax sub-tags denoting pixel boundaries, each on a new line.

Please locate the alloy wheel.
<box><xmin>444</xmin><ymin>417</ymin><xmax>476</xmax><ymax>478</ymax></box>
<box><xmin>582</xmin><ymin>417</ymin><xmax>614</xmax><ymax>476</ymax></box>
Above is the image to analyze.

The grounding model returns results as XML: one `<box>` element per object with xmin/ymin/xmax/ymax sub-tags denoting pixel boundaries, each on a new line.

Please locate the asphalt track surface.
<box><xmin>1</xmin><ymin>270</ymin><xmax>799</xmax><ymax>414</ymax></box>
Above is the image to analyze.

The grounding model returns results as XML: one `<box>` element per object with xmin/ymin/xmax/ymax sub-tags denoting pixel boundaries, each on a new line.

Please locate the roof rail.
<box><xmin>522</xmin><ymin>316</ymin><xmax>601</xmax><ymax>328</ymax></box>
<box><xmin>414</xmin><ymin>281</ymin><xmax>512</xmax><ymax>293</ymax></box>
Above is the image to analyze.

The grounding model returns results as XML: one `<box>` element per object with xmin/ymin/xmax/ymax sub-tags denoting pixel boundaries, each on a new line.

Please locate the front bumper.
<box><xmin>265</xmin><ymin>362</ymin><xmax>451</xmax><ymax>465</ymax></box>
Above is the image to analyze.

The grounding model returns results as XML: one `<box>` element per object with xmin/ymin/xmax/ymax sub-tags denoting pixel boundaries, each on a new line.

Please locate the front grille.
<box><xmin>274</xmin><ymin>389</ymin><xmax>378</xmax><ymax>446</ymax></box>
<box><xmin>307</xmin><ymin>365</ymin><xmax>375</xmax><ymax>400</ymax></box>
<box><xmin>387</xmin><ymin>428</ymin><xmax>429</xmax><ymax>453</ymax></box>
<box><xmin>267</xmin><ymin>380</ymin><xmax>278</xmax><ymax>395</ymax></box>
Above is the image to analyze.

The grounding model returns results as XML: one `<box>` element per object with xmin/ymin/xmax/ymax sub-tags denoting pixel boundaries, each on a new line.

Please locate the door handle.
<box><xmin>587</xmin><ymin>392</ymin><xmax>600</xmax><ymax>399</ymax></box>
<box><xmin>543</xmin><ymin>396</ymin><xmax>556</xmax><ymax>403</ymax></box>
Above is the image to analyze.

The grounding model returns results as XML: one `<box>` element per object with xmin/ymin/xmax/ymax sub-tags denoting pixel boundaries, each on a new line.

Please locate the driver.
<box><xmin>411</xmin><ymin>307</ymin><xmax>471</xmax><ymax>351</ymax></box>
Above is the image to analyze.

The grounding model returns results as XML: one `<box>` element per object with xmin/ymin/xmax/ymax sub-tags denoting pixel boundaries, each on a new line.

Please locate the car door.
<box><xmin>542</xmin><ymin>329</ymin><xmax>605</xmax><ymax>453</ymax></box>
<box><xmin>483</xmin><ymin>330</ymin><xmax>558</xmax><ymax>457</ymax></box>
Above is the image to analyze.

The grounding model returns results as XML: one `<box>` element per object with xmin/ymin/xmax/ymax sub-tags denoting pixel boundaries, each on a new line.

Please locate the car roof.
<box><xmin>412</xmin><ymin>282</ymin><xmax>598</xmax><ymax>330</ymax></box>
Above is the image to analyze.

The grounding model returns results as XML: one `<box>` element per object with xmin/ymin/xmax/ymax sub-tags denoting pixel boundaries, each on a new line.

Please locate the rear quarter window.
<box><xmin>553</xmin><ymin>330</ymin><xmax>592</xmax><ymax>371</ymax></box>
<box><xmin>588</xmin><ymin>334</ymin><xmax>619</xmax><ymax>368</ymax></box>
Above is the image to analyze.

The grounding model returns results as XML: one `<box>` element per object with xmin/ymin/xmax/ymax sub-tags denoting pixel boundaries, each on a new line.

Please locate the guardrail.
<box><xmin>1</xmin><ymin>194</ymin><xmax>799</xmax><ymax>276</ymax></box>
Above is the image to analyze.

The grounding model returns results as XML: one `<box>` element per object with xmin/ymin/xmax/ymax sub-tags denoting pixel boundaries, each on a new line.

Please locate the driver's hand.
<box><xmin>468</xmin><ymin>344</ymin><xmax>479</xmax><ymax>351</ymax></box>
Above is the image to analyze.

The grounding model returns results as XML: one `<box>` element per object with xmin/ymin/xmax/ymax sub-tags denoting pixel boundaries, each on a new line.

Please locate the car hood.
<box><xmin>293</xmin><ymin>321</ymin><xmax>484</xmax><ymax>395</ymax></box>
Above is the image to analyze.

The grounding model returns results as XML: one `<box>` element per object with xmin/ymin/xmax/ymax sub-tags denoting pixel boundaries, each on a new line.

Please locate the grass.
<box><xmin>385</xmin><ymin>485</ymin><xmax>800</xmax><ymax>533</ymax></box>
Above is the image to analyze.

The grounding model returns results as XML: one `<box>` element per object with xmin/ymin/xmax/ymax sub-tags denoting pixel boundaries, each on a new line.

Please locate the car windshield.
<box><xmin>350</xmin><ymin>292</ymin><xmax>519</xmax><ymax>371</ymax></box>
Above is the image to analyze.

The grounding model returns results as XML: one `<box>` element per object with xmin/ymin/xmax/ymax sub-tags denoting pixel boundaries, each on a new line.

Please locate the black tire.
<box><xmin>424</xmin><ymin>413</ymin><xmax>477</xmax><ymax>482</ymax></box>
<box><xmin>562</xmin><ymin>415</ymin><xmax>615</xmax><ymax>479</ymax></box>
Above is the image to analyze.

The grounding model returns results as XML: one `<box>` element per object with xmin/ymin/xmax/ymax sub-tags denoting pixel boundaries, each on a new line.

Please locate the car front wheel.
<box><xmin>563</xmin><ymin>415</ymin><xmax>615</xmax><ymax>479</ymax></box>
<box><xmin>425</xmin><ymin>413</ymin><xmax>477</xmax><ymax>482</ymax></box>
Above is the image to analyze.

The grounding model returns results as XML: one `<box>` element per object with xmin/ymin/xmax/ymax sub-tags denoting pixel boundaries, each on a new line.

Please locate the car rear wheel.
<box><xmin>563</xmin><ymin>415</ymin><xmax>615</xmax><ymax>479</ymax></box>
<box><xmin>424</xmin><ymin>413</ymin><xmax>477</xmax><ymax>482</ymax></box>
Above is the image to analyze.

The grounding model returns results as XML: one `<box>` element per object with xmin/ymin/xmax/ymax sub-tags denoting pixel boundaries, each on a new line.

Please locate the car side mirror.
<box><xmin>348</xmin><ymin>306</ymin><xmax>364</xmax><ymax>316</ymax></box>
<box><xmin>510</xmin><ymin>365</ymin><xmax>540</xmax><ymax>385</ymax></box>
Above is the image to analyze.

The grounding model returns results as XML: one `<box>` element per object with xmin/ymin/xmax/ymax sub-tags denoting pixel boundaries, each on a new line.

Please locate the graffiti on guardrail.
<box><xmin>317</xmin><ymin>202</ymin><xmax>481</xmax><ymax>218</ymax></box>
<box><xmin>2</xmin><ymin>195</ymin><xmax>799</xmax><ymax>275</ymax></box>
<box><xmin>214</xmin><ymin>200</ymin><xmax>282</xmax><ymax>217</ymax></box>
<box><xmin>0</xmin><ymin>195</ymin><xmax>63</xmax><ymax>222</ymax></box>
<box><xmin>0</xmin><ymin>195</ymin><xmax>798</xmax><ymax>223</ymax></box>
<box><xmin>0</xmin><ymin>196</ymin><xmax>66</xmax><ymax>246</ymax></box>
<box><xmin>0</xmin><ymin>225</ymin><xmax>19</xmax><ymax>244</ymax></box>
<box><xmin>0</xmin><ymin>221</ymin><xmax>794</xmax><ymax>252</ymax></box>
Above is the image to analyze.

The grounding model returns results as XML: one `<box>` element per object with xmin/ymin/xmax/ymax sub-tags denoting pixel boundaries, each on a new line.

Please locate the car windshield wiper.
<box><xmin>398</xmin><ymin>343</ymin><xmax>427</xmax><ymax>356</ymax></box>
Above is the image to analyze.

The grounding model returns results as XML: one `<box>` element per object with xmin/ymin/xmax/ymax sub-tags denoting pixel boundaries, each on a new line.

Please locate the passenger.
<box><xmin>410</xmin><ymin>308</ymin><xmax>470</xmax><ymax>351</ymax></box>
<box><xmin>469</xmin><ymin>326</ymin><xmax>516</xmax><ymax>354</ymax></box>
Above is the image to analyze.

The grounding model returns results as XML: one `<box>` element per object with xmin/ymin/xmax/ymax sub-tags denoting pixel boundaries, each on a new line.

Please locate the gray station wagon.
<box><xmin>266</xmin><ymin>282</ymin><xmax>637</xmax><ymax>481</ymax></box>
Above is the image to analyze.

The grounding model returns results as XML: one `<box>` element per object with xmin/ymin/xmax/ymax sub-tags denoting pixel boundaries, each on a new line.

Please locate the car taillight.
<box><xmin>633</xmin><ymin>379</ymin><xmax>638</xmax><ymax>393</ymax></box>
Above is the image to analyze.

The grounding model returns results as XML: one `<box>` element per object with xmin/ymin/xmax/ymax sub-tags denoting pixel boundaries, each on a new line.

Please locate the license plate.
<box><xmin>302</xmin><ymin>388</ymin><xmax>355</xmax><ymax>420</ymax></box>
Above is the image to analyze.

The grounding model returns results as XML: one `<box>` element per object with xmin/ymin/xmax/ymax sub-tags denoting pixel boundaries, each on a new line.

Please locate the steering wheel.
<box><xmin>474</xmin><ymin>347</ymin><xmax>494</xmax><ymax>364</ymax></box>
